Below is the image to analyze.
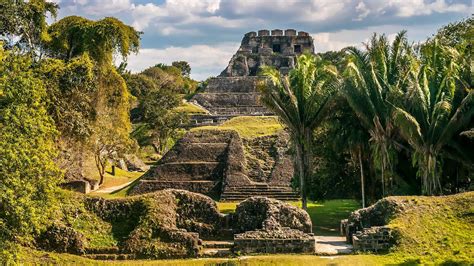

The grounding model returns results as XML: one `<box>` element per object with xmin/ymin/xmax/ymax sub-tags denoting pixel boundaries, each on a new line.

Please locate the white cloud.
<box><xmin>59</xmin><ymin>0</ymin><xmax>133</xmax><ymax>15</ymax></box>
<box><xmin>126</xmin><ymin>43</ymin><xmax>240</xmax><ymax>80</ymax></box>
<box><xmin>55</xmin><ymin>0</ymin><xmax>471</xmax><ymax>80</ymax></box>
<box><xmin>312</xmin><ymin>23</ymin><xmax>445</xmax><ymax>53</ymax></box>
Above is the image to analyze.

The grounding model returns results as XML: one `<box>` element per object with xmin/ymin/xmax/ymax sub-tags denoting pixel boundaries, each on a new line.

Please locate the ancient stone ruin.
<box><xmin>190</xmin><ymin>29</ymin><xmax>315</xmax><ymax>126</ymax></box>
<box><xmin>341</xmin><ymin>197</ymin><xmax>399</xmax><ymax>252</ymax></box>
<box><xmin>131</xmin><ymin>129</ymin><xmax>298</xmax><ymax>201</ymax></box>
<box><xmin>40</xmin><ymin>190</ymin><xmax>314</xmax><ymax>259</ymax></box>
<box><xmin>232</xmin><ymin>197</ymin><xmax>315</xmax><ymax>254</ymax></box>
<box><xmin>132</xmin><ymin>30</ymin><xmax>315</xmax><ymax>200</ymax></box>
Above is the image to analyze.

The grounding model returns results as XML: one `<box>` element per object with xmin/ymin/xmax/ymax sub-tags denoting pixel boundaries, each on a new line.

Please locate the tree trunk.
<box><xmin>358</xmin><ymin>149</ymin><xmax>366</xmax><ymax>208</ymax></box>
<box><xmin>295</xmin><ymin>141</ymin><xmax>307</xmax><ymax>210</ymax></box>
<box><xmin>94</xmin><ymin>151</ymin><xmax>105</xmax><ymax>186</ymax></box>
<box><xmin>381</xmin><ymin>166</ymin><xmax>385</xmax><ymax>197</ymax></box>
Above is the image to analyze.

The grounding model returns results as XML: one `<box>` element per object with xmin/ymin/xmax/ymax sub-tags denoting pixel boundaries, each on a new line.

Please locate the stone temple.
<box><xmin>190</xmin><ymin>29</ymin><xmax>314</xmax><ymax>126</ymax></box>
<box><xmin>131</xmin><ymin>30</ymin><xmax>315</xmax><ymax>201</ymax></box>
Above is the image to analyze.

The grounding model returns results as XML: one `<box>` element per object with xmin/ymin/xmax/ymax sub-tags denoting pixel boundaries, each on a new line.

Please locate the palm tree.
<box><xmin>342</xmin><ymin>32</ymin><xmax>414</xmax><ymax>196</ymax></box>
<box><xmin>392</xmin><ymin>39</ymin><xmax>474</xmax><ymax>195</ymax></box>
<box><xmin>259</xmin><ymin>54</ymin><xmax>339</xmax><ymax>210</ymax></box>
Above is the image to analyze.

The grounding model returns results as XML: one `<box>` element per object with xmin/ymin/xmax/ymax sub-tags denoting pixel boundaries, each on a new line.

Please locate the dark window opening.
<box><xmin>272</xmin><ymin>44</ymin><xmax>281</xmax><ymax>53</ymax></box>
<box><xmin>294</xmin><ymin>45</ymin><xmax>302</xmax><ymax>53</ymax></box>
<box><xmin>252</xmin><ymin>47</ymin><xmax>258</xmax><ymax>53</ymax></box>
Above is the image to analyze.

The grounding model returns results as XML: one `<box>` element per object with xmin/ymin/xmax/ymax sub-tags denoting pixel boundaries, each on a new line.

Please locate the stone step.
<box><xmin>160</xmin><ymin>143</ymin><xmax>228</xmax><ymax>163</ymax></box>
<box><xmin>84</xmin><ymin>254</ymin><xmax>136</xmax><ymax>260</ymax></box>
<box><xmin>224</xmin><ymin>187</ymin><xmax>295</xmax><ymax>191</ymax></box>
<box><xmin>229</xmin><ymin>186</ymin><xmax>293</xmax><ymax>191</ymax></box>
<box><xmin>86</xmin><ymin>247</ymin><xmax>120</xmax><ymax>254</ymax></box>
<box><xmin>202</xmin><ymin>240</ymin><xmax>234</xmax><ymax>249</ymax></box>
<box><xmin>221</xmin><ymin>196</ymin><xmax>300</xmax><ymax>201</ymax></box>
<box><xmin>152</xmin><ymin>162</ymin><xmax>223</xmax><ymax>181</ymax></box>
<box><xmin>201</xmin><ymin>248</ymin><xmax>233</xmax><ymax>258</ymax></box>
<box><xmin>222</xmin><ymin>193</ymin><xmax>299</xmax><ymax>196</ymax></box>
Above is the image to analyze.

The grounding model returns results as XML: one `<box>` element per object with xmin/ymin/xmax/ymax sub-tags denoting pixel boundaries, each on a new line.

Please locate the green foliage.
<box><xmin>172</xmin><ymin>61</ymin><xmax>191</xmax><ymax>77</ymax></box>
<box><xmin>343</xmin><ymin>32</ymin><xmax>415</xmax><ymax>196</ymax></box>
<box><xmin>0</xmin><ymin>47</ymin><xmax>61</xmax><ymax>245</ymax></box>
<box><xmin>0</xmin><ymin>0</ymin><xmax>58</xmax><ymax>54</ymax></box>
<box><xmin>124</xmin><ymin>73</ymin><xmax>156</xmax><ymax>98</ymax></box>
<box><xmin>46</xmin><ymin>16</ymin><xmax>140</xmax><ymax>64</ymax></box>
<box><xmin>139</xmin><ymin>88</ymin><xmax>188</xmax><ymax>153</ymax></box>
<box><xmin>392</xmin><ymin>39</ymin><xmax>474</xmax><ymax>195</ymax></box>
<box><xmin>260</xmin><ymin>53</ymin><xmax>340</xmax><ymax>208</ymax></box>
<box><xmin>141</xmin><ymin>64</ymin><xmax>198</xmax><ymax>95</ymax></box>
<box><xmin>38</xmin><ymin>54</ymin><xmax>97</xmax><ymax>140</ymax></box>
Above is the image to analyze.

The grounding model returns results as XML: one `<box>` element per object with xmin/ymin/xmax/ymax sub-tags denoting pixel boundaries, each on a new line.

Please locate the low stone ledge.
<box><xmin>234</xmin><ymin>228</ymin><xmax>315</xmax><ymax>254</ymax></box>
<box><xmin>352</xmin><ymin>226</ymin><xmax>392</xmax><ymax>252</ymax></box>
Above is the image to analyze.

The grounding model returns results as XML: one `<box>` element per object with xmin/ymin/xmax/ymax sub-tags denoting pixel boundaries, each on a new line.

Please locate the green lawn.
<box><xmin>192</xmin><ymin>116</ymin><xmax>284</xmax><ymax>139</ymax></box>
<box><xmin>19</xmin><ymin>250</ymin><xmax>391</xmax><ymax>265</ymax></box>
<box><xmin>217</xmin><ymin>199</ymin><xmax>360</xmax><ymax>236</ymax></box>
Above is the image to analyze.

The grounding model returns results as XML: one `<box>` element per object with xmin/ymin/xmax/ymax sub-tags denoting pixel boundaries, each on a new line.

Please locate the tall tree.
<box><xmin>172</xmin><ymin>61</ymin><xmax>191</xmax><ymax>77</ymax></box>
<box><xmin>0</xmin><ymin>47</ymin><xmax>61</xmax><ymax>245</ymax></box>
<box><xmin>0</xmin><ymin>0</ymin><xmax>58</xmax><ymax>56</ymax></box>
<box><xmin>46</xmin><ymin>16</ymin><xmax>140</xmax><ymax>64</ymax></box>
<box><xmin>392</xmin><ymin>39</ymin><xmax>474</xmax><ymax>195</ymax></box>
<box><xmin>260</xmin><ymin>54</ymin><xmax>339</xmax><ymax>210</ymax></box>
<box><xmin>47</xmin><ymin>16</ymin><xmax>140</xmax><ymax>183</ymax></box>
<box><xmin>343</xmin><ymin>32</ymin><xmax>414</xmax><ymax>196</ymax></box>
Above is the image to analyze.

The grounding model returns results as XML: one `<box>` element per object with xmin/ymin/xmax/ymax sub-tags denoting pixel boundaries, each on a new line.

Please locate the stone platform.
<box><xmin>130</xmin><ymin>129</ymin><xmax>298</xmax><ymax>201</ymax></box>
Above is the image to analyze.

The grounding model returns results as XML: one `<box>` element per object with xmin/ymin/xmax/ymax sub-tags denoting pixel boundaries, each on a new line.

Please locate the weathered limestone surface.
<box><xmin>351</xmin><ymin>226</ymin><xmax>392</xmax><ymax>252</ymax></box>
<box><xmin>189</xmin><ymin>29</ymin><xmax>315</xmax><ymax>126</ymax></box>
<box><xmin>41</xmin><ymin>190</ymin><xmax>315</xmax><ymax>259</ymax></box>
<box><xmin>220</xmin><ymin>29</ymin><xmax>314</xmax><ymax>77</ymax></box>
<box><xmin>231</xmin><ymin>197</ymin><xmax>312</xmax><ymax>233</ymax></box>
<box><xmin>341</xmin><ymin>198</ymin><xmax>402</xmax><ymax>252</ymax></box>
<box><xmin>134</xmin><ymin>30</ymin><xmax>315</xmax><ymax>200</ymax></box>
<box><xmin>131</xmin><ymin>129</ymin><xmax>297</xmax><ymax>201</ymax></box>
<box><xmin>232</xmin><ymin>197</ymin><xmax>315</xmax><ymax>254</ymax></box>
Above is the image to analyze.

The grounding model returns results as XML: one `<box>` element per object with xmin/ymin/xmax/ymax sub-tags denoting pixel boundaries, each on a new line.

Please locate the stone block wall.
<box><xmin>61</xmin><ymin>179</ymin><xmax>99</xmax><ymax>194</ymax></box>
<box><xmin>220</xmin><ymin>29</ymin><xmax>314</xmax><ymax>77</ymax></box>
<box><xmin>352</xmin><ymin>226</ymin><xmax>392</xmax><ymax>252</ymax></box>
<box><xmin>234</xmin><ymin>235</ymin><xmax>315</xmax><ymax>254</ymax></box>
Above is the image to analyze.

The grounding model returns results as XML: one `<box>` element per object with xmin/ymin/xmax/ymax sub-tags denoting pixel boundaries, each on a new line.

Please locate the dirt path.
<box><xmin>94</xmin><ymin>180</ymin><xmax>134</xmax><ymax>194</ymax></box>
<box><xmin>315</xmin><ymin>236</ymin><xmax>353</xmax><ymax>255</ymax></box>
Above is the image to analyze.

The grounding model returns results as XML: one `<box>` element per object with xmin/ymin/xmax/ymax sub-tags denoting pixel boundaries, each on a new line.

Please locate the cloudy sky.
<box><xmin>52</xmin><ymin>0</ymin><xmax>472</xmax><ymax>80</ymax></box>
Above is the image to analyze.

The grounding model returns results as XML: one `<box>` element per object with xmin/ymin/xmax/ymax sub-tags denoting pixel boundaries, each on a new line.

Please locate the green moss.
<box><xmin>58</xmin><ymin>191</ymin><xmax>118</xmax><ymax>248</ymax></box>
<box><xmin>175</xmin><ymin>102</ymin><xmax>208</xmax><ymax>114</ymax></box>
<box><xmin>192</xmin><ymin>116</ymin><xmax>283</xmax><ymax>139</ymax></box>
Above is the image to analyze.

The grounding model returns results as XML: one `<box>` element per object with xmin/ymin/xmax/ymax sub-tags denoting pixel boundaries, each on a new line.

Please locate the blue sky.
<box><xmin>52</xmin><ymin>0</ymin><xmax>472</xmax><ymax>80</ymax></box>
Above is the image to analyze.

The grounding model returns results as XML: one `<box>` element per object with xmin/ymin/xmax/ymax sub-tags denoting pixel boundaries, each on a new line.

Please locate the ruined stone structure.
<box><xmin>131</xmin><ymin>129</ymin><xmax>299</xmax><ymax>201</ymax></box>
<box><xmin>340</xmin><ymin>197</ymin><xmax>399</xmax><ymax>253</ymax></box>
<box><xmin>189</xmin><ymin>29</ymin><xmax>315</xmax><ymax>126</ymax></box>
<box><xmin>220</xmin><ymin>29</ymin><xmax>314</xmax><ymax>77</ymax></box>
<box><xmin>133</xmin><ymin>30</ymin><xmax>314</xmax><ymax>200</ymax></box>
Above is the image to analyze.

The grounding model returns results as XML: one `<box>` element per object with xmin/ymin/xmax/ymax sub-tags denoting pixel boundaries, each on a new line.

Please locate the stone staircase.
<box><xmin>84</xmin><ymin>247</ymin><xmax>135</xmax><ymax>261</ymax></box>
<box><xmin>130</xmin><ymin>131</ymin><xmax>235</xmax><ymax>196</ymax></box>
<box><xmin>201</xmin><ymin>240</ymin><xmax>234</xmax><ymax>258</ymax></box>
<box><xmin>221</xmin><ymin>184</ymin><xmax>300</xmax><ymax>201</ymax></box>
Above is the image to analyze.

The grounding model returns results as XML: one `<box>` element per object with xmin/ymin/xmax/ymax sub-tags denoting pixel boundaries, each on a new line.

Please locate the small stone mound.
<box><xmin>343</xmin><ymin>197</ymin><xmax>410</xmax><ymax>252</ymax></box>
<box><xmin>55</xmin><ymin>189</ymin><xmax>226</xmax><ymax>260</ymax></box>
<box><xmin>232</xmin><ymin>197</ymin><xmax>315</xmax><ymax>254</ymax></box>
<box><xmin>348</xmin><ymin>197</ymin><xmax>407</xmax><ymax>228</ymax></box>
<box><xmin>232</xmin><ymin>196</ymin><xmax>312</xmax><ymax>233</ymax></box>
<box><xmin>37</xmin><ymin>223</ymin><xmax>86</xmax><ymax>254</ymax></box>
